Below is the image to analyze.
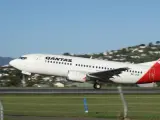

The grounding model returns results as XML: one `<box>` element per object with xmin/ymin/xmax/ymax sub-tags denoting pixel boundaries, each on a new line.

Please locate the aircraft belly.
<box><xmin>110</xmin><ymin>73</ymin><xmax>140</xmax><ymax>84</ymax></box>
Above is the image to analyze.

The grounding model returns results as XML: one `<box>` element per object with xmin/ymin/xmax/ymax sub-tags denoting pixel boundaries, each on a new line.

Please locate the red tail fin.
<box><xmin>137</xmin><ymin>59</ymin><xmax>160</xmax><ymax>84</ymax></box>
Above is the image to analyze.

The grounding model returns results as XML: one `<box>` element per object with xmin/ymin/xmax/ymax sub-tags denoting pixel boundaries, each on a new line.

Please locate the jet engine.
<box><xmin>67</xmin><ymin>70</ymin><xmax>87</xmax><ymax>82</ymax></box>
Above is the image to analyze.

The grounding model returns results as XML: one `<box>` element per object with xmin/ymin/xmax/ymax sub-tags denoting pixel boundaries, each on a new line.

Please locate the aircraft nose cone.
<box><xmin>9</xmin><ymin>59</ymin><xmax>25</xmax><ymax>71</ymax></box>
<box><xmin>9</xmin><ymin>59</ymin><xmax>17</xmax><ymax>67</ymax></box>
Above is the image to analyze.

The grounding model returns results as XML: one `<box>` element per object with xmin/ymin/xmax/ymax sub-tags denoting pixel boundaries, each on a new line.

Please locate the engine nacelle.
<box><xmin>67</xmin><ymin>70</ymin><xmax>87</xmax><ymax>82</ymax></box>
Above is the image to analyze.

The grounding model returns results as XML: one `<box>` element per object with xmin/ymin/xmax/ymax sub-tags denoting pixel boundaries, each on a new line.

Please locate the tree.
<box><xmin>148</xmin><ymin>42</ymin><xmax>153</xmax><ymax>47</ymax></box>
<box><xmin>121</xmin><ymin>48</ymin><xmax>127</xmax><ymax>54</ymax></box>
<box><xmin>6</xmin><ymin>76</ymin><xmax>21</xmax><ymax>87</ymax></box>
<box><xmin>63</xmin><ymin>52</ymin><xmax>71</xmax><ymax>56</ymax></box>
<box><xmin>76</xmin><ymin>54</ymin><xmax>90</xmax><ymax>58</ymax></box>
<box><xmin>156</xmin><ymin>41</ymin><xmax>160</xmax><ymax>45</ymax></box>
<box><xmin>139</xmin><ymin>44</ymin><xmax>145</xmax><ymax>46</ymax></box>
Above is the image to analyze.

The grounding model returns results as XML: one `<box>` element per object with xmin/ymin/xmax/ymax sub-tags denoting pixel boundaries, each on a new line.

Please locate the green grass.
<box><xmin>0</xmin><ymin>94</ymin><xmax>160</xmax><ymax>120</ymax></box>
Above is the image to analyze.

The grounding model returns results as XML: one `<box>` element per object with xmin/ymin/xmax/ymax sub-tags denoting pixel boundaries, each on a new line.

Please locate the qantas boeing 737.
<box><xmin>9</xmin><ymin>54</ymin><xmax>160</xmax><ymax>89</ymax></box>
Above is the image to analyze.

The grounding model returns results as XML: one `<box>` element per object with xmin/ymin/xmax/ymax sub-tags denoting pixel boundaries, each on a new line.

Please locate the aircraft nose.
<box><xmin>9</xmin><ymin>59</ymin><xmax>18</xmax><ymax>67</ymax></box>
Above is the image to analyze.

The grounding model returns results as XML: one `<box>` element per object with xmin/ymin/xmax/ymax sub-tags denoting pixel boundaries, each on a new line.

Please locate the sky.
<box><xmin>0</xmin><ymin>0</ymin><xmax>160</xmax><ymax>57</ymax></box>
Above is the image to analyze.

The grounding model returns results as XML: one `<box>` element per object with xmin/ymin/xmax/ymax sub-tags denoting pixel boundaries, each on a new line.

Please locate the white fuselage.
<box><xmin>9</xmin><ymin>54</ymin><xmax>152</xmax><ymax>84</ymax></box>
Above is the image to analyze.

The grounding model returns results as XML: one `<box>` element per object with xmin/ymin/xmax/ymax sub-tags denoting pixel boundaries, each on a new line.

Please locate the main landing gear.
<box><xmin>93</xmin><ymin>82</ymin><xmax>102</xmax><ymax>89</ymax></box>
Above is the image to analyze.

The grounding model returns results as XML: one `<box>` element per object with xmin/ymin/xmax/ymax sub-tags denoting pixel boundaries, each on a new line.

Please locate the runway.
<box><xmin>0</xmin><ymin>87</ymin><xmax>159</xmax><ymax>94</ymax></box>
<box><xmin>5</xmin><ymin>115</ymin><xmax>113</xmax><ymax>120</ymax></box>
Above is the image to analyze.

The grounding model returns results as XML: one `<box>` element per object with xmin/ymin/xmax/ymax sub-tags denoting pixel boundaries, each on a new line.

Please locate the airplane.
<box><xmin>9</xmin><ymin>54</ymin><xmax>160</xmax><ymax>89</ymax></box>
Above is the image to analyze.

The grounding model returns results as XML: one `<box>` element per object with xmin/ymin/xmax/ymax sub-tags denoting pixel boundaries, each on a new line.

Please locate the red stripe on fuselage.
<box><xmin>137</xmin><ymin>61</ymin><xmax>160</xmax><ymax>84</ymax></box>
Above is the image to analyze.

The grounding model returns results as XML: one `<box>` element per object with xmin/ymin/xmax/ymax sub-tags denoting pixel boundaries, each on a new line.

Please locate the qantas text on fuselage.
<box><xmin>45</xmin><ymin>56</ymin><xmax>72</xmax><ymax>62</ymax></box>
<box><xmin>9</xmin><ymin>54</ymin><xmax>160</xmax><ymax>89</ymax></box>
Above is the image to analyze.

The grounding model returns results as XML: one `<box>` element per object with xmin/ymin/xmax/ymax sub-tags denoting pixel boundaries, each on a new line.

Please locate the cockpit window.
<box><xmin>19</xmin><ymin>57</ymin><xmax>27</xmax><ymax>60</ymax></box>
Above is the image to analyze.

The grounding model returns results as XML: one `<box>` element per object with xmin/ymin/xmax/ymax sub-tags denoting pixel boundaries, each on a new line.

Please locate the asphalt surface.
<box><xmin>0</xmin><ymin>87</ymin><xmax>159</xmax><ymax>94</ymax></box>
<box><xmin>5</xmin><ymin>115</ymin><xmax>114</xmax><ymax>120</ymax></box>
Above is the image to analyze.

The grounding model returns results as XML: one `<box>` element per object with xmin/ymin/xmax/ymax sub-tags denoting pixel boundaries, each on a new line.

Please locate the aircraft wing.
<box><xmin>87</xmin><ymin>67</ymin><xmax>129</xmax><ymax>82</ymax></box>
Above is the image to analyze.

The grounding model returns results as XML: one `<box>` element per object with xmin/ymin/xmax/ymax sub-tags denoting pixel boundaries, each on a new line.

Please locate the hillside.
<box><xmin>0</xmin><ymin>57</ymin><xmax>13</xmax><ymax>66</ymax></box>
<box><xmin>1</xmin><ymin>41</ymin><xmax>160</xmax><ymax>87</ymax></box>
<box><xmin>1</xmin><ymin>41</ymin><xmax>160</xmax><ymax>66</ymax></box>
<box><xmin>66</xmin><ymin>41</ymin><xmax>160</xmax><ymax>63</ymax></box>
<box><xmin>102</xmin><ymin>42</ymin><xmax>160</xmax><ymax>63</ymax></box>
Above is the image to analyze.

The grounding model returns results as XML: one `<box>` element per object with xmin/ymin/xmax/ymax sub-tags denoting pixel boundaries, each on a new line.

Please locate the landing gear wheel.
<box><xmin>93</xmin><ymin>83</ymin><xmax>101</xmax><ymax>89</ymax></box>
